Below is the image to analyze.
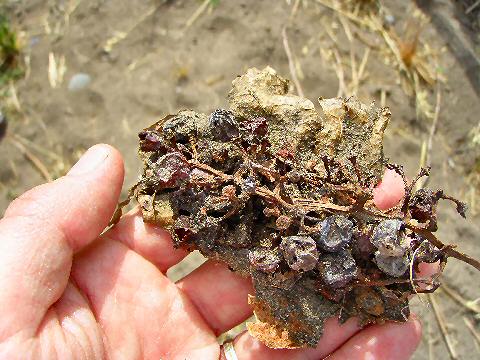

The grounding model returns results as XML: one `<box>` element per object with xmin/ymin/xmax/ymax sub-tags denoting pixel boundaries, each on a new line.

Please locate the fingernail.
<box><xmin>68</xmin><ymin>145</ymin><xmax>110</xmax><ymax>176</ymax></box>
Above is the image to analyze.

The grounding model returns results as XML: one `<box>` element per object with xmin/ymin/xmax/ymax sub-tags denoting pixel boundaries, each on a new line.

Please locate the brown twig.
<box><xmin>189</xmin><ymin>161</ymin><xmax>233</xmax><ymax>181</ymax></box>
<box><xmin>428</xmin><ymin>293</ymin><xmax>458</xmax><ymax>359</ymax></box>
<box><xmin>292</xmin><ymin>197</ymin><xmax>352</xmax><ymax>213</ymax></box>
<box><xmin>282</xmin><ymin>26</ymin><xmax>304</xmax><ymax>98</ymax></box>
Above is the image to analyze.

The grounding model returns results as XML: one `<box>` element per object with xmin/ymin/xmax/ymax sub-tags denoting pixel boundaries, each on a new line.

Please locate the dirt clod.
<box><xmin>127</xmin><ymin>67</ymin><xmax>479</xmax><ymax>348</ymax></box>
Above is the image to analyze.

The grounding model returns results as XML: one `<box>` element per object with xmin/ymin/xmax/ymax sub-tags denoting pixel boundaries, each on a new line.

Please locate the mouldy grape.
<box><xmin>124</xmin><ymin>67</ymin><xmax>479</xmax><ymax>349</ymax></box>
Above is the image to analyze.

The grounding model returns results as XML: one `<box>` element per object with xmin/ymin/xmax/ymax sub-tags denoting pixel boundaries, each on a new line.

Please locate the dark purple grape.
<box><xmin>374</xmin><ymin>253</ymin><xmax>409</xmax><ymax>277</ymax></box>
<box><xmin>409</xmin><ymin>189</ymin><xmax>435</xmax><ymax>224</ymax></box>
<box><xmin>208</xmin><ymin>109</ymin><xmax>239</xmax><ymax>142</ymax></box>
<box><xmin>248</xmin><ymin>247</ymin><xmax>282</xmax><ymax>273</ymax></box>
<box><xmin>314</xmin><ymin>215</ymin><xmax>354</xmax><ymax>252</ymax></box>
<box><xmin>138</xmin><ymin>130</ymin><xmax>168</xmax><ymax>152</ymax></box>
<box><xmin>156</xmin><ymin>152</ymin><xmax>190</xmax><ymax>186</ymax></box>
<box><xmin>317</xmin><ymin>250</ymin><xmax>357</xmax><ymax>288</ymax></box>
<box><xmin>280</xmin><ymin>235</ymin><xmax>319</xmax><ymax>271</ymax></box>
<box><xmin>371</xmin><ymin>219</ymin><xmax>407</xmax><ymax>256</ymax></box>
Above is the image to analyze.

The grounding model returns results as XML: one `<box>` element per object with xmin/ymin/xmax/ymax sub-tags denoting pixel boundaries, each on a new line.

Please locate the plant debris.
<box><xmin>124</xmin><ymin>67</ymin><xmax>479</xmax><ymax>348</ymax></box>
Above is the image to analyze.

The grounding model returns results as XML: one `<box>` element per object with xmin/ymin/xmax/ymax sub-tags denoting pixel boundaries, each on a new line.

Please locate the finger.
<box><xmin>328</xmin><ymin>315</ymin><xmax>421</xmax><ymax>360</ymax></box>
<box><xmin>222</xmin><ymin>317</ymin><xmax>360</xmax><ymax>360</ymax></box>
<box><xmin>0</xmin><ymin>144</ymin><xmax>124</xmax><ymax>341</ymax></box>
<box><xmin>373</xmin><ymin>169</ymin><xmax>405</xmax><ymax>210</ymax></box>
<box><xmin>72</xmin><ymin>238</ymin><xmax>219</xmax><ymax>360</ymax></box>
<box><xmin>106</xmin><ymin>207</ymin><xmax>188</xmax><ymax>272</ymax></box>
<box><xmin>177</xmin><ymin>261</ymin><xmax>254</xmax><ymax>335</ymax></box>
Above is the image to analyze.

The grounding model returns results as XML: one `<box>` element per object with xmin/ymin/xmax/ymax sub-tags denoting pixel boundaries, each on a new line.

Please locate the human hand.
<box><xmin>0</xmin><ymin>144</ymin><xmax>421</xmax><ymax>359</ymax></box>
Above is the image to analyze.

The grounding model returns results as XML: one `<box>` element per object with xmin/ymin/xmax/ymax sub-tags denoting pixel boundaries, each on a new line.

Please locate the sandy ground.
<box><xmin>0</xmin><ymin>0</ymin><xmax>479</xmax><ymax>358</ymax></box>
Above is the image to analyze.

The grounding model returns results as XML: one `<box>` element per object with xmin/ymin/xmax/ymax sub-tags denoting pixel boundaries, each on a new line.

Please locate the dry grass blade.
<box><xmin>418</xmin><ymin>86</ymin><xmax>441</xmax><ymax>189</ymax></box>
<box><xmin>441</xmin><ymin>282</ymin><xmax>480</xmax><ymax>314</ymax></box>
<box><xmin>463</xmin><ymin>317</ymin><xmax>480</xmax><ymax>346</ymax></box>
<box><xmin>332</xmin><ymin>48</ymin><xmax>347</xmax><ymax>97</ymax></box>
<box><xmin>282</xmin><ymin>26</ymin><xmax>304</xmax><ymax>98</ymax></box>
<box><xmin>380</xmin><ymin>88</ymin><xmax>386</xmax><ymax>107</ymax></box>
<box><xmin>315</xmin><ymin>0</ymin><xmax>370</xmax><ymax>27</ymax></box>
<box><xmin>466</xmin><ymin>0</ymin><xmax>480</xmax><ymax>14</ymax></box>
<box><xmin>289</xmin><ymin>0</ymin><xmax>302</xmax><ymax>21</ymax></box>
<box><xmin>428</xmin><ymin>293</ymin><xmax>458</xmax><ymax>359</ymax></box>
<box><xmin>427</xmin><ymin>321</ymin><xmax>435</xmax><ymax>360</ymax></box>
<box><xmin>13</xmin><ymin>134</ymin><xmax>63</xmax><ymax>162</ymax></box>
<box><xmin>47</xmin><ymin>52</ymin><xmax>66</xmax><ymax>88</ymax></box>
<box><xmin>357</xmin><ymin>47</ymin><xmax>370</xmax><ymax>83</ymax></box>
<box><xmin>9</xmin><ymin>138</ymin><xmax>52</xmax><ymax>182</ymax></box>
<box><xmin>185</xmin><ymin>0</ymin><xmax>210</xmax><ymax>29</ymax></box>
<box><xmin>103</xmin><ymin>5</ymin><xmax>158</xmax><ymax>53</ymax></box>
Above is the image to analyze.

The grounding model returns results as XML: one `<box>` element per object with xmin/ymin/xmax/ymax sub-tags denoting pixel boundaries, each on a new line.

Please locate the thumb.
<box><xmin>0</xmin><ymin>144</ymin><xmax>124</xmax><ymax>342</ymax></box>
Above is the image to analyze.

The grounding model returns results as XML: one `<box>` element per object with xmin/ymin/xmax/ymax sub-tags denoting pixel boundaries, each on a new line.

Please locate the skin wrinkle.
<box><xmin>58</xmin><ymin>301</ymin><xmax>98</xmax><ymax>360</ymax></box>
<box><xmin>0</xmin><ymin>333</ymin><xmax>37</xmax><ymax>360</ymax></box>
<box><xmin>71</xmin><ymin>271</ymin><xmax>114</xmax><ymax>360</ymax></box>
<box><xmin>61</xmin><ymin>321</ymin><xmax>87</xmax><ymax>359</ymax></box>
<box><xmin>68</xmin><ymin>288</ymin><xmax>104</xmax><ymax>359</ymax></box>
<box><xmin>69</xmin><ymin>279</ymin><xmax>107</xmax><ymax>359</ymax></box>
<box><xmin>39</xmin><ymin>309</ymin><xmax>63</xmax><ymax>360</ymax></box>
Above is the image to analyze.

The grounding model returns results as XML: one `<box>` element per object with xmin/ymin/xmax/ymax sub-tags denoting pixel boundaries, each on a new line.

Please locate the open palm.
<box><xmin>0</xmin><ymin>145</ymin><xmax>421</xmax><ymax>360</ymax></box>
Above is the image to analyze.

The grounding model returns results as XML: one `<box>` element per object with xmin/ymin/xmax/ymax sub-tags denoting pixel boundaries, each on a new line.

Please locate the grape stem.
<box><xmin>407</xmin><ymin>224</ymin><xmax>480</xmax><ymax>272</ymax></box>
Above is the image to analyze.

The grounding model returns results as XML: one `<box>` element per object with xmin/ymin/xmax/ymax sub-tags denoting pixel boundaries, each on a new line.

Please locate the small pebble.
<box><xmin>384</xmin><ymin>14</ymin><xmax>396</xmax><ymax>27</ymax></box>
<box><xmin>68</xmin><ymin>73</ymin><xmax>92</xmax><ymax>91</ymax></box>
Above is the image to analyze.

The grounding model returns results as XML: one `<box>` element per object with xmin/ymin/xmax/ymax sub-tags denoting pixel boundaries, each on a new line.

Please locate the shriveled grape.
<box><xmin>280</xmin><ymin>235</ymin><xmax>319</xmax><ymax>271</ymax></box>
